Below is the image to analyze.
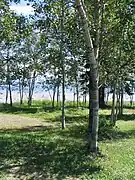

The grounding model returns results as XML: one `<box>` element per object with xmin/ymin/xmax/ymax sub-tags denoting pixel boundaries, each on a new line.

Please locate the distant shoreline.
<box><xmin>0</xmin><ymin>89</ymin><xmax>134</xmax><ymax>104</ymax></box>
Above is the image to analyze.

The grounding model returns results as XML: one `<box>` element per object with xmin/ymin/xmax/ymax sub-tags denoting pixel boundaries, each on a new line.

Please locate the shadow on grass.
<box><xmin>0</xmin><ymin>110</ymin><xmax>135</xmax><ymax>179</ymax></box>
<box><xmin>117</xmin><ymin>114</ymin><xmax>135</xmax><ymax>121</ymax></box>
<box><xmin>98</xmin><ymin>114</ymin><xmax>135</xmax><ymax>122</ymax></box>
<box><xmin>56</xmin><ymin>124</ymin><xmax>135</xmax><ymax>142</ymax></box>
<box><xmin>0</xmin><ymin>125</ymin><xmax>53</xmax><ymax>134</ymax></box>
<box><xmin>123</xmin><ymin>105</ymin><xmax>135</xmax><ymax>109</ymax></box>
<box><xmin>0</xmin><ymin>103</ymin><xmax>89</xmax><ymax>115</ymax></box>
<box><xmin>0</xmin><ymin>104</ymin><xmax>38</xmax><ymax>114</ymax></box>
<box><xmin>99</xmin><ymin>104</ymin><xmax>135</xmax><ymax>110</ymax></box>
<box><xmin>0</xmin><ymin>127</ymin><xmax>101</xmax><ymax>179</ymax></box>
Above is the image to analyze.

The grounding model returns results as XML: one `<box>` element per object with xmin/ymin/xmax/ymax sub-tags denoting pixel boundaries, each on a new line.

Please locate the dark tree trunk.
<box><xmin>88</xmin><ymin>74</ymin><xmax>99</xmax><ymax>152</ymax></box>
<box><xmin>5</xmin><ymin>88</ymin><xmax>8</xmax><ymax>104</ymax></box>
<box><xmin>84</xmin><ymin>93</ymin><xmax>87</xmax><ymax>107</ymax></box>
<box><xmin>28</xmin><ymin>95</ymin><xmax>32</xmax><ymax>106</ymax></box>
<box><xmin>130</xmin><ymin>95</ymin><xmax>133</xmax><ymax>106</ymax></box>
<box><xmin>52</xmin><ymin>85</ymin><xmax>56</xmax><ymax>108</ymax></box>
<box><xmin>57</xmin><ymin>83</ymin><xmax>60</xmax><ymax>108</ymax></box>
<box><xmin>106</xmin><ymin>89</ymin><xmax>109</xmax><ymax>105</ymax></box>
<box><xmin>115</xmin><ymin>90</ymin><xmax>120</xmax><ymax>124</ymax></box>
<box><xmin>76</xmin><ymin>86</ymin><xmax>79</xmax><ymax>108</ymax></box>
<box><xmin>28</xmin><ymin>71</ymin><xmax>36</xmax><ymax>106</ymax></box>
<box><xmin>83</xmin><ymin>93</ymin><xmax>87</xmax><ymax>108</ymax></box>
<box><xmin>99</xmin><ymin>86</ymin><xmax>105</xmax><ymax>108</ymax></box>
<box><xmin>75</xmin><ymin>77</ymin><xmax>79</xmax><ymax>108</ymax></box>
<box><xmin>111</xmin><ymin>85</ymin><xmax>116</xmax><ymax>125</ymax></box>
<box><xmin>120</xmin><ymin>86</ymin><xmax>124</xmax><ymax>115</ymax></box>
<box><xmin>73</xmin><ymin>88</ymin><xmax>76</xmax><ymax>107</ymax></box>
<box><xmin>9</xmin><ymin>83</ymin><xmax>12</xmax><ymax>106</ymax></box>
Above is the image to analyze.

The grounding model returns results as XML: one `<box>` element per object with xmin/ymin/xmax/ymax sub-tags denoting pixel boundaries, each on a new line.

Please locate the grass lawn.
<box><xmin>0</xmin><ymin>102</ymin><xmax>135</xmax><ymax>179</ymax></box>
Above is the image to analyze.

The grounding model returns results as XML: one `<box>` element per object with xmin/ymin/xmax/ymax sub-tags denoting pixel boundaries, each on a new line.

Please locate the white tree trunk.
<box><xmin>111</xmin><ymin>84</ymin><xmax>116</xmax><ymax>125</ymax></box>
<box><xmin>28</xmin><ymin>71</ymin><xmax>36</xmax><ymax>106</ymax></box>
<box><xmin>76</xmin><ymin>0</ymin><xmax>99</xmax><ymax>152</ymax></box>
<box><xmin>120</xmin><ymin>85</ymin><xmax>124</xmax><ymax>115</ymax></box>
<box><xmin>61</xmin><ymin>0</ymin><xmax>65</xmax><ymax>129</ymax></box>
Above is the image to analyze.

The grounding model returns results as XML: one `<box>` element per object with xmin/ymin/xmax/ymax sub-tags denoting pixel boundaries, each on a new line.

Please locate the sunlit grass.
<box><xmin>0</xmin><ymin>101</ymin><xmax>135</xmax><ymax>179</ymax></box>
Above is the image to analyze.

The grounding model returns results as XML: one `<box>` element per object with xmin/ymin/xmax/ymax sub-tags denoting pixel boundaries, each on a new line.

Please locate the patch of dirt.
<box><xmin>0</xmin><ymin>114</ymin><xmax>55</xmax><ymax>130</ymax></box>
<box><xmin>124</xmin><ymin>108</ymin><xmax>135</xmax><ymax>114</ymax></box>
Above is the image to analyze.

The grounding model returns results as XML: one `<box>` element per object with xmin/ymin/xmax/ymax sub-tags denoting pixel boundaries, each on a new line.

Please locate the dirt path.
<box><xmin>0</xmin><ymin>114</ymin><xmax>54</xmax><ymax>130</ymax></box>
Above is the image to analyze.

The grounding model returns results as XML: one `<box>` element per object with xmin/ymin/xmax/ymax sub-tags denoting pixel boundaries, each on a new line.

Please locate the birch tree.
<box><xmin>75</xmin><ymin>0</ymin><xmax>100</xmax><ymax>152</ymax></box>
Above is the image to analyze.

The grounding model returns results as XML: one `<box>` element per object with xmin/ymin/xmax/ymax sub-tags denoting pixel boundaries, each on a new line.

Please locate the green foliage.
<box><xmin>98</xmin><ymin>116</ymin><xmax>117</xmax><ymax>140</ymax></box>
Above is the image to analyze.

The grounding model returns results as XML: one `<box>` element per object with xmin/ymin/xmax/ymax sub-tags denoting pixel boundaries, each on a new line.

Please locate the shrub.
<box><xmin>98</xmin><ymin>116</ymin><xmax>117</xmax><ymax>140</ymax></box>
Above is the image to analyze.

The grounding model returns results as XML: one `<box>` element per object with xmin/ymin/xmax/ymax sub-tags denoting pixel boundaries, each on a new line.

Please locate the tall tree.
<box><xmin>75</xmin><ymin>0</ymin><xmax>99</xmax><ymax>152</ymax></box>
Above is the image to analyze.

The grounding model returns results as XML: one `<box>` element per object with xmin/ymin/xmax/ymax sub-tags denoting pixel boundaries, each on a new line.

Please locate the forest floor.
<box><xmin>0</xmin><ymin>101</ymin><xmax>135</xmax><ymax>180</ymax></box>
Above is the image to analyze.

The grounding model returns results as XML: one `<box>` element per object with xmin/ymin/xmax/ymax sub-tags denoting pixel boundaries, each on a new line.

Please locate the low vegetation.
<box><xmin>0</xmin><ymin>101</ymin><xmax>135</xmax><ymax>179</ymax></box>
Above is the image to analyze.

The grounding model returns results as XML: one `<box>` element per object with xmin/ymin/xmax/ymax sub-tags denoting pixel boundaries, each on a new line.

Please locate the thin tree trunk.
<box><xmin>6</xmin><ymin>51</ymin><xmax>10</xmax><ymax>105</ymax></box>
<box><xmin>60</xmin><ymin>0</ymin><xmax>65</xmax><ymax>129</ymax></box>
<box><xmin>115</xmin><ymin>90</ymin><xmax>120</xmax><ymax>125</ymax></box>
<box><xmin>52</xmin><ymin>85</ymin><xmax>56</xmax><ymax>108</ymax></box>
<box><xmin>19</xmin><ymin>80</ymin><xmax>21</xmax><ymax>104</ymax></box>
<box><xmin>99</xmin><ymin>85</ymin><xmax>105</xmax><ymax>108</ymax></box>
<box><xmin>83</xmin><ymin>94</ymin><xmax>86</xmax><ymax>108</ymax></box>
<box><xmin>76</xmin><ymin>78</ymin><xmax>79</xmax><ymax>108</ymax></box>
<box><xmin>8</xmin><ymin>83</ymin><xmax>12</xmax><ymax>106</ymax></box>
<box><xmin>84</xmin><ymin>93</ymin><xmax>87</xmax><ymax>107</ymax></box>
<box><xmin>76</xmin><ymin>0</ymin><xmax>99</xmax><ymax>152</ymax></box>
<box><xmin>111</xmin><ymin>85</ymin><xmax>116</xmax><ymax>125</ymax></box>
<box><xmin>21</xmin><ymin>84</ymin><xmax>24</xmax><ymax>105</ymax></box>
<box><xmin>106</xmin><ymin>89</ymin><xmax>109</xmax><ymax>105</ymax></box>
<box><xmin>57</xmin><ymin>83</ymin><xmax>60</xmax><ymax>108</ymax></box>
<box><xmin>120</xmin><ymin>86</ymin><xmax>124</xmax><ymax>115</ymax></box>
<box><xmin>5</xmin><ymin>88</ymin><xmax>8</xmax><ymax>104</ymax></box>
<box><xmin>28</xmin><ymin>78</ymin><xmax>32</xmax><ymax>106</ymax></box>
<box><xmin>73</xmin><ymin>88</ymin><xmax>76</xmax><ymax>107</ymax></box>
<box><xmin>130</xmin><ymin>83</ymin><xmax>134</xmax><ymax>106</ymax></box>
<box><xmin>28</xmin><ymin>71</ymin><xmax>36</xmax><ymax>106</ymax></box>
<box><xmin>19</xmin><ymin>79</ymin><xmax>24</xmax><ymax>105</ymax></box>
<box><xmin>46</xmin><ymin>86</ymin><xmax>52</xmax><ymax>102</ymax></box>
<box><xmin>118</xmin><ymin>89</ymin><xmax>121</xmax><ymax>115</ymax></box>
<box><xmin>130</xmin><ymin>95</ymin><xmax>133</xmax><ymax>106</ymax></box>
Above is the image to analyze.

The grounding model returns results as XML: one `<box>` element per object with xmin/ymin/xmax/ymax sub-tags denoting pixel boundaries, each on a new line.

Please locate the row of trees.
<box><xmin>0</xmin><ymin>0</ymin><xmax>134</xmax><ymax>152</ymax></box>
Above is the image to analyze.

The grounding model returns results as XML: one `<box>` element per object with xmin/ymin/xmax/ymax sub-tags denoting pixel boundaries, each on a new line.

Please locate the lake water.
<box><xmin>0</xmin><ymin>86</ymin><xmax>134</xmax><ymax>104</ymax></box>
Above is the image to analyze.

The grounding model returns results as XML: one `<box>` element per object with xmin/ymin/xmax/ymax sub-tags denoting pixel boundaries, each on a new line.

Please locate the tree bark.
<box><xmin>46</xmin><ymin>86</ymin><xmax>52</xmax><ymax>102</ymax></box>
<box><xmin>28</xmin><ymin>71</ymin><xmax>36</xmax><ymax>106</ymax></box>
<box><xmin>115</xmin><ymin>89</ymin><xmax>120</xmax><ymax>124</ymax></box>
<box><xmin>120</xmin><ymin>85</ymin><xmax>124</xmax><ymax>115</ymax></box>
<box><xmin>76</xmin><ymin>0</ymin><xmax>99</xmax><ymax>152</ymax></box>
<box><xmin>19</xmin><ymin>79</ymin><xmax>24</xmax><ymax>105</ymax></box>
<box><xmin>106</xmin><ymin>89</ymin><xmax>109</xmax><ymax>105</ymax></box>
<box><xmin>57</xmin><ymin>83</ymin><xmax>60</xmax><ymax>108</ymax></box>
<box><xmin>75</xmin><ymin>77</ymin><xmax>79</xmax><ymax>108</ymax></box>
<box><xmin>9</xmin><ymin>83</ymin><xmax>12</xmax><ymax>106</ymax></box>
<box><xmin>5</xmin><ymin>88</ymin><xmax>8</xmax><ymax>104</ymax></box>
<box><xmin>83</xmin><ymin>93</ymin><xmax>87</xmax><ymax>108</ymax></box>
<box><xmin>60</xmin><ymin>0</ymin><xmax>65</xmax><ymax>129</ymax></box>
<box><xmin>111</xmin><ymin>85</ymin><xmax>116</xmax><ymax>125</ymax></box>
<box><xmin>73</xmin><ymin>87</ymin><xmax>76</xmax><ymax>107</ymax></box>
<box><xmin>99</xmin><ymin>85</ymin><xmax>105</xmax><ymax>108</ymax></box>
<box><xmin>52</xmin><ymin>85</ymin><xmax>56</xmax><ymax>108</ymax></box>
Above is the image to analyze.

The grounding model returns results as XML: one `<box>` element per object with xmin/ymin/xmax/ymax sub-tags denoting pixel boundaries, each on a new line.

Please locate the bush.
<box><xmin>98</xmin><ymin>116</ymin><xmax>117</xmax><ymax>141</ymax></box>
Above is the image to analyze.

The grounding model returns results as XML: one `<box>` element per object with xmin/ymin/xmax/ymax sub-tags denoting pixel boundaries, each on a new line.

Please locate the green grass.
<box><xmin>0</xmin><ymin>101</ymin><xmax>135</xmax><ymax>179</ymax></box>
<box><xmin>0</xmin><ymin>101</ymin><xmax>89</xmax><ymax>123</ymax></box>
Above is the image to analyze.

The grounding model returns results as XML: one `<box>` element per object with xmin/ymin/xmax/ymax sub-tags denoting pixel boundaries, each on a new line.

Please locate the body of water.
<box><xmin>0</xmin><ymin>86</ymin><xmax>134</xmax><ymax>104</ymax></box>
